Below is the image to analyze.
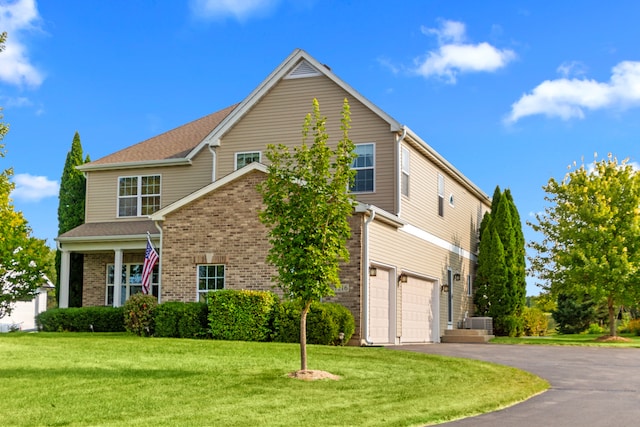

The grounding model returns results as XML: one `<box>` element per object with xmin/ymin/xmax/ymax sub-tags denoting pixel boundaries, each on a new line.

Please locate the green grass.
<box><xmin>492</xmin><ymin>333</ymin><xmax>640</xmax><ymax>347</ymax></box>
<box><xmin>0</xmin><ymin>333</ymin><xmax>547</xmax><ymax>427</ymax></box>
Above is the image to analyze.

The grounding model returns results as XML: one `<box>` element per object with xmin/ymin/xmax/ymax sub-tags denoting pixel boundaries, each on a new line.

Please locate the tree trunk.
<box><xmin>608</xmin><ymin>297</ymin><xmax>616</xmax><ymax>337</ymax></box>
<box><xmin>300</xmin><ymin>300</ymin><xmax>312</xmax><ymax>371</ymax></box>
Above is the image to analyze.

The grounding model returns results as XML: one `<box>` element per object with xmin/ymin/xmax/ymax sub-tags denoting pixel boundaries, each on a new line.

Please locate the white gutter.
<box><xmin>359</xmin><ymin>204</ymin><xmax>376</xmax><ymax>346</ymax></box>
<box><xmin>208</xmin><ymin>145</ymin><xmax>217</xmax><ymax>182</ymax></box>
<box><xmin>396</xmin><ymin>128</ymin><xmax>407</xmax><ymax>217</ymax></box>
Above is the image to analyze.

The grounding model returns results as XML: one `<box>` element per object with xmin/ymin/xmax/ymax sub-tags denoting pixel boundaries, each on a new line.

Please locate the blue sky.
<box><xmin>2</xmin><ymin>0</ymin><xmax>640</xmax><ymax>296</ymax></box>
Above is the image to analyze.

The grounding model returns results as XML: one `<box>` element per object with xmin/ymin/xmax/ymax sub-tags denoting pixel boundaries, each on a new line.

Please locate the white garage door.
<box><xmin>401</xmin><ymin>277</ymin><xmax>434</xmax><ymax>343</ymax></box>
<box><xmin>368</xmin><ymin>268</ymin><xmax>391</xmax><ymax>344</ymax></box>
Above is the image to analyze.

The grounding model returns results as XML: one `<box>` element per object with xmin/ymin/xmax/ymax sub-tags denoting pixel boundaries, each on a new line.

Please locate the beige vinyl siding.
<box><xmin>85</xmin><ymin>150</ymin><xmax>214</xmax><ymax>223</ymax></box>
<box><xmin>368</xmin><ymin>219</ymin><xmax>474</xmax><ymax>339</ymax></box>
<box><xmin>400</xmin><ymin>142</ymin><xmax>487</xmax><ymax>255</ymax></box>
<box><xmin>217</xmin><ymin>75</ymin><xmax>397</xmax><ymax>212</ymax></box>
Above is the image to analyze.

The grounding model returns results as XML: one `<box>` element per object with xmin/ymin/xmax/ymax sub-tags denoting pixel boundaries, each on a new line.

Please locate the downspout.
<box><xmin>396</xmin><ymin>128</ymin><xmax>407</xmax><ymax>217</ymax></box>
<box><xmin>361</xmin><ymin>206</ymin><xmax>376</xmax><ymax>345</ymax></box>
<box><xmin>208</xmin><ymin>145</ymin><xmax>217</xmax><ymax>182</ymax></box>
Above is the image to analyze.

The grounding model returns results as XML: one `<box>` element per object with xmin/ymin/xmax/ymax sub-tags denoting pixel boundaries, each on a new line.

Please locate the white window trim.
<box><xmin>351</xmin><ymin>142</ymin><xmax>376</xmax><ymax>193</ymax></box>
<box><xmin>401</xmin><ymin>146</ymin><xmax>410</xmax><ymax>198</ymax></box>
<box><xmin>235</xmin><ymin>151</ymin><xmax>261</xmax><ymax>170</ymax></box>
<box><xmin>106</xmin><ymin>262</ymin><xmax>158</xmax><ymax>306</ymax></box>
<box><xmin>437</xmin><ymin>173</ymin><xmax>445</xmax><ymax>217</ymax></box>
<box><xmin>116</xmin><ymin>174</ymin><xmax>161</xmax><ymax>218</ymax></box>
<box><xmin>197</xmin><ymin>264</ymin><xmax>226</xmax><ymax>302</ymax></box>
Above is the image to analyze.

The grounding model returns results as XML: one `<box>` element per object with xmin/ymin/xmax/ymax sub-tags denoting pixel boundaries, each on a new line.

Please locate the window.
<box><xmin>449</xmin><ymin>193</ymin><xmax>455</xmax><ymax>207</ymax></box>
<box><xmin>118</xmin><ymin>175</ymin><xmax>161</xmax><ymax>217</ymax></box>
<box><xmin>235</xmin><ymin>152</ymin><xmax>261</xmax><ymax>170</ymax></box>
<box><xmin>198</xmin><ymin>264</ymin><xmax>225</xmax><ymax>302</ymax></box>
<box><xmin>438</xmin><ymin>174</ymin><xmax>445</xmax><ymax>217</ymax></box>
<box><xmin>351</xmin><ymin>143</ymin><xmax>374</xmax><ymax>193</ymax></box>
<box><xmin>106</xmin><ymin>263</ymin><xmax>158</xmax><ymax>306</ymax></box>
<box><xmin>401</xmin><ymin>146</ymin><xmax>410</xmax><ymax>197</ymax></box>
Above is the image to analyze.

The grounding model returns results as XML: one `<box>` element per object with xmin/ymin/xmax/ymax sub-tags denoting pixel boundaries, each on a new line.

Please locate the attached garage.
<box><xmin>400</xmin><ymin>275</ymin><xmax>437</xmax><ymax>343</ymax></box>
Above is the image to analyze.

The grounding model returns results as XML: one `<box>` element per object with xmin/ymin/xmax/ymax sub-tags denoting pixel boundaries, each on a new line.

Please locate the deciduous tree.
<box><xmin>0</xmin><ymin>32</ymin><xmax>52</xmax><ymax>318</ymax></box>
<box><xmin>258</xmin><ymin>98</ymin><xmax>355</xmax><ymax>372</ymax></box>
<box><xmin>529</xmin><ymin>154</ymin><xmax>640</xmax><ymax>337</ymax></box>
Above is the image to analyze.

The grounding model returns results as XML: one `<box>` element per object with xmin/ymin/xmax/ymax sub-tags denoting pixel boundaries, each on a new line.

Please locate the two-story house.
<box><xmin>57</xmin><ymin>49</ymin><xmax>491</xmax><ymax>345</ymax></box>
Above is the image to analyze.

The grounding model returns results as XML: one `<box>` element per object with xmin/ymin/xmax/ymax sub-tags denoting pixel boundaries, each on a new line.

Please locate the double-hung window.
<box><xmin>235</xmin><ymin>152</ymin><xmax>261</xmax><ymax>170</ymax></box>
<box><xmin>351</xmin><ymin>143</ymin><xmax>375</xmax><ymax>193</ymax></box>
<box><xmin>106</xmin><ymin>263</ymin><xmax>158</xmax><ymax>306</ymax></box>
<box><xmin>118</xmin><ymin>175</ymin><xmax>161</xmax><ymax>217</ymax></box>
<box><xmin>197</xmin><ymin>264</ymin><xmax>225</xmax><ymax>302</ymax></box>
<box><xmin>401</xmin><ymin>146</ymin><xmax>410</xmax><ymax>197</ymax></box>
<box><xmin>438</xmin><ymin>174</ymin><xmax>445</xmax><ymax>217</ymax></box>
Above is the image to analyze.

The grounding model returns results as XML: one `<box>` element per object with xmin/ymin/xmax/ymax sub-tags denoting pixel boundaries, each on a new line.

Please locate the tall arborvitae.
<box><xmin>474</xmin><ymin>185</ymin><xmax>526</xmax><ymax>335</ymax></box>
<box><xmin>505</xmin><ymin>189</ymin><xmax>526</xmax><ymax>314</ymax></box>
<box><xmin>56</xmin><ymin>131</ymin><xmax>87</xmax><ymax>306</ymax></box>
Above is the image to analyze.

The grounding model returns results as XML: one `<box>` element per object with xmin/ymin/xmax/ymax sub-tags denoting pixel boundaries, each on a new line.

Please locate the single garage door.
<box><xmin>401</xmin><ymin>276</ymin><xmax>434</xmax><ymax>343</ymax></box>
<box><xmin>368</xmin><ymin>267</ymin><xmax>391</xmax><ymax>344</ymax></box>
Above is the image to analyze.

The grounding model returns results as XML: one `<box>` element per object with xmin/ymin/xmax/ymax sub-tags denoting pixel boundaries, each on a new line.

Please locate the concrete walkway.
<box><xmin>390</xmin><ymin>343</ymin><xmax>640</xmax><ymax>426</ymax></box>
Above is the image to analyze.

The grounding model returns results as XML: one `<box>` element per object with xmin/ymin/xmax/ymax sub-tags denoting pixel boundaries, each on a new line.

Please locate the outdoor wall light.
<box><xmin>441</xmin><ymin>284</ymin><xmax>450</xmax><ymax>293</ymax></box>
<box><xmin>399</xmin><ymin>273</ymin><xmax>408</xmax><ymax>283</ymax></box>
<box><xmin>453</xmin><ymin>273</ymin><xmax>461</xmax><ymax>281</ymax></box>
<box><xmin>369</xmin><ymin>266</ymin><xmax>377</xmax><ymax>277</ymax></box>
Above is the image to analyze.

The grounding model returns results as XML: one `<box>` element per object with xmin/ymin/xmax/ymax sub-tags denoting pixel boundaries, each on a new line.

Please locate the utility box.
<box><xmin>464</xmin><ymin>317</ymin><xmax>493</xmax><ymax>335</ymax></box>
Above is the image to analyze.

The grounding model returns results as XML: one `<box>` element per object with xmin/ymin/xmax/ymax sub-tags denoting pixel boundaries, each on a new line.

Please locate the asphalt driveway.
<box><xmin>390</xmin><ymin>343</ymin><xmax>640</xmax><ymax>426</ymax></box>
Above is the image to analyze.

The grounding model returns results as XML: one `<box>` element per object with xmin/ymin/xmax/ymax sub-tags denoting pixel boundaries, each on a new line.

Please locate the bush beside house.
<box><xmin>36</xmin><ymin>290</ymin><xmax>354</xmax><ymax>346</ymax></box>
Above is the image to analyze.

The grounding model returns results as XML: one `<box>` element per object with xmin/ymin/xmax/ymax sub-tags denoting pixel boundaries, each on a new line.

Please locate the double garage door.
<box><xmin>369</xmin><ymin>269</ymin><xmax>436</xmax><ymax>344</ymax></box>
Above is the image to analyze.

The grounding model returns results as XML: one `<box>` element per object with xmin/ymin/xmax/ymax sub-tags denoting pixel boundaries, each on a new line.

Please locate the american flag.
<box><xmin>142</xmin><ymin>236</ymin><xmax>159</xmax><ymax>294</ymax></box>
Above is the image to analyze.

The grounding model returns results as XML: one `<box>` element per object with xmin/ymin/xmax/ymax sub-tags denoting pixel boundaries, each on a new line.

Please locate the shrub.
<box><xmin>553</xmin><ymin>293</ymin><xmax>596</xmax><ymax>334</ymax></box>
<box><xmin>123</xmin><ymin>293</ymin><xmax>158</xmax><ymax>336</ymax></box>
<box><xmin>207</xmin><ymin>290</ymin><xmax>278</xmax><ymax>342</ymax></box>
<box><xmin>494</xmin><ymin>314</ymin><xmax>524</xmax><ymax>337</ymax></box>
<box><xmin>586</xmin><ymin>323</ymin><xmax>605</xmax><ymax>334</ymax></box>
<box><xmin>272</xmin><ymin>301</ymin><xmax>355</xmax><ymax>345</ymax></box>
<box><xmin>522</xmin><ymin>307</ymin><xmax>548</xmax><ymax>336</ymax></box>
<box><xmin>154</xmin><ymin>302</ymin><xmax>209</xmax><ymax>339</ymax></box>
<box><xmin>36</xmin><ymin>307</ymin><xmax>125</xmax><ymax>332</ymax></box>
<box><xmin>627</xmin><ymin>319</ymin><xmax>640</xmax><ymax>336</ymax></box>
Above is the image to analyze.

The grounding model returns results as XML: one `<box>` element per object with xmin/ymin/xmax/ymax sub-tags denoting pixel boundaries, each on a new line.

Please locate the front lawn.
<box><xmin>0</xmin><ymin>333</ymin><xmax>547</xmax><ymax>426</ymax></box>
<box><xmin>492</xmin><ymin>333</ymin><xmax>640</xmax><ymax>347</ymax></box>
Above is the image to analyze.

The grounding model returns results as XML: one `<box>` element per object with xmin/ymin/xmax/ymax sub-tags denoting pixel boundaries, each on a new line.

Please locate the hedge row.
<box><xmin>36</xmin><ymin>306</ymin><xmax>125</xmax><ymax>332</ymax></box>
<box><xmin>36</xmin><ymin>290</ymin><xmax>355</xmax><ymax>346</ymax></box>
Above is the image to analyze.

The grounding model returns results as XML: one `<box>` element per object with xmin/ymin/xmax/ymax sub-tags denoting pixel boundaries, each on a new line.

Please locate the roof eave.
<box><xmin>78</xmin><ymin>158</ymin><xmax>192</xmax><ymax>172</ymax></box>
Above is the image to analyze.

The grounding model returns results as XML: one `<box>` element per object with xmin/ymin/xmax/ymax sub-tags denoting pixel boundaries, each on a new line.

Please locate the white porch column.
<box><xmin>59</xmin><ymin>250</ymin><xmax>71</xmax><ymax>308</ymax></box>
<box><xmin>113</xmin><ymin>249</ymin><xmax>123</xmax><ymax>307</ymax></box>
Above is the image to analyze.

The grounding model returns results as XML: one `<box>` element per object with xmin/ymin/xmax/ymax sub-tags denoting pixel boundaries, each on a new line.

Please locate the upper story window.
<box><xmin>236</xmin><ymin>152</ymin><xmax>261</xmax><ymax>170</ymax></box>
<box><xmin>118</xmin><ymin>175</ymin><xmax>161</xmax><ymax>217</ymax></box>
<box><xmin>351</xmin><ymin>143</ymin><xmax>375</xmax><ymax>193</ymax></box>
<box><xmin>401</xmin><ymin>146</ymin><xmax>410</xmax><ymax>197</ymax></box>
<box><xmin>438</xmin><ymin>173</ymin><xmax>445</xmax><ymax>217</ymax></box>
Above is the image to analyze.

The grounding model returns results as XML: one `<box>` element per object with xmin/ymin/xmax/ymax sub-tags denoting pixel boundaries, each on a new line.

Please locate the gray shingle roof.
<box><xmin>87</xmin><ymin>104</ymin><xmax>238</xmax><ymax>166</ymax></box>
<box><xmin>58</xmin><ymin>220</ymin><xmax>158</xmax><ymax>240</ymax></box>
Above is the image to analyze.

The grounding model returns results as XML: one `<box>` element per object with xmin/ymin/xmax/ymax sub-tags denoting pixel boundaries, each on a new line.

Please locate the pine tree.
<box><xmin>56</xmin><ymin>132</ymin><xmax>87</xmax><ymax>306</ymax></box>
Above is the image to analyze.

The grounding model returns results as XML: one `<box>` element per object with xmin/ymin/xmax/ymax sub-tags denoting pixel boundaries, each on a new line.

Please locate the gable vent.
<box><xmin>285</xmin><ymin>60</ymin><xmax>322</xmax><ymax>79</ymax></box>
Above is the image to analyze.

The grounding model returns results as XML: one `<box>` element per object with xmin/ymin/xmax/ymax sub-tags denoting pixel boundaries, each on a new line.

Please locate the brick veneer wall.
<box><xmin>160</xmin><ymin>171</ymin><xmax>277</xmax><ymax>302</ymax></box>
<box><xmin>83</xmin><ymin>252</ymin><xmax>146</xmax><ymax>306</ymax></box>
<box><xmin>160</xmin><ymin>170</ymin><xmax>364</xmax><ymax>342</ymax></box>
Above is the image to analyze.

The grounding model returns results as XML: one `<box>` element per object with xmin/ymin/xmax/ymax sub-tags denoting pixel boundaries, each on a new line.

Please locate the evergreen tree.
<box><xmin>474</xmin><ymin>185</ymin><xmax>527</xmax><ymax>335</ymax></box>
<box><xmin>56</xmin><ymin>131</ymin><xmax>87</xmax><ymax>306</ymax></box>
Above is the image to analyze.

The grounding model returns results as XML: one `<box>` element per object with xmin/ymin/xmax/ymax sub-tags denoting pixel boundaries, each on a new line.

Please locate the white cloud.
<box><xmin>190</xmin><ymin>0</ymin><xmax>280</xmax><ymax>21</ymax></box>
<box><xmin>414</xmin><ymin>20</ymin><xmax>516</xmax><ymax>84</ymax></box>
<box><xmin>506</xmin><ymin>61</ymin><xmax>640</xmax><ymax>123</ymax></box>
<box><xmin>0</xmin><ymin>95</ymin><xmax>32</xmax><ymax>108</ymax></box>
<box><xmin>0</xmin><ymin>0</ymin><xmax>43</xmax><ymax>87</ymax></box>
<box><xmin>556</xmin><ymin>61</ymin><xmax>587</xmax><ymax>78</ymax></box>
<box><xmin>11</xmin><ymin>173</ymin><xmax>58</xmax><ymax>202</ymax></box>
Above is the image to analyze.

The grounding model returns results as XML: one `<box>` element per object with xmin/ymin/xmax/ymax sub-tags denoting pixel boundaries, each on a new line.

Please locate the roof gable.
<box><xmin>192</xmin><ymin>49</ymin><xmax>402</xmax><ymax>154</ymax></box>
<box><xmin>150</xmin><ymin>162</ymin><xmax>268</xmax><ymax>220</ymax></box>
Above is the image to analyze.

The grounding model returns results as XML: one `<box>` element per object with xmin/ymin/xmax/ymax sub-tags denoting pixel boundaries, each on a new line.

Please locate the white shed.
<box><xmin>0</xmin><ymin>281</ymin><xmax>53</xmax><ymax>332</ymax></box>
